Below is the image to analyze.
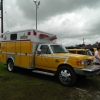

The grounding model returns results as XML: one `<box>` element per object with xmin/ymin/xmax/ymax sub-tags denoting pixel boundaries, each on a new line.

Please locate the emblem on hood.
<box><xmin>55</xmin><ymin>59</ymin><xmax>59</xmax><ymax>62</ymax></box>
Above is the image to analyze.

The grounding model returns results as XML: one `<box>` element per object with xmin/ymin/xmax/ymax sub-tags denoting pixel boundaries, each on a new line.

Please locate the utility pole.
<box><xmin>0</xmin><ymin>0</ymin><xmax>3</xmax><ymax>33</ymax></box>
<box><xmin>83</xmin><ymin>38</ymin><xmax>85</xmax><ymax>45</ymax></box>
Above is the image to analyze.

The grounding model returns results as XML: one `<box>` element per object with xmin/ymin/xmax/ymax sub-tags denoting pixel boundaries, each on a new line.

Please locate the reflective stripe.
<box><xmin>1</xmin><ymin>52</ymin><xmax>15</xmax><ymax>54</ymax></box>
<box><xmin>7</xmin><ymin>52</ymin><xmax>15</xmax><ymax>54</ymax></box>
<box><xmin>1</xmin><ymin>52</ymin><xmax>69</xmax><ymax>59</ymax></box>
<box><xmin>36</xmin><ymin>54</ymin><xmax>70</xmax><ymax>63</ymax></box>
<box><xmin>1</xmin><ymin>52</ymin><xmax>33</xmax><ymax>56</ymax></box>
<box><xmin>27</xmin><ymin>54</ymin><xmax>33</xmax><ymax>56</ymax></box>
<box><xmin>1</xmin><ymin>52</ymin><xmax>6</xmax><ymax>54</ymax></box>
<box><xmin>64</xmin><ymin>57</ymin><xmax>69</xmax><ymax>63</ymax></box>
<box><xmin>20</xmin><ymin>53</ymin><xmax>26</xmax><ymax>56</ymax></box>
<box><xmin>52</xmin><ymin>56</ymin><xmax>69</xmax><ymax>59</ymax></box>
<box><xmin>36</xmin><ymin>54</ymin><xmax>69</xmax><ymax>59</ymax></box>
<box><xmin>20</xmin><ymin>53</ymin><xmax>33</xmax><ymax>56</ymax></box>
<box><xmin>17</xmin><ymin>53</ymin><xmax>20</xmax><ymax>55</ymax></box>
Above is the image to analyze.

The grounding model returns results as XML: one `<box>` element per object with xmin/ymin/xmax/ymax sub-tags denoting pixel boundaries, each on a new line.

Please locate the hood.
<box><xmin>53</xmin><ymin>53</ymin><xmax>93</xmax><ymax>60</ymax></box>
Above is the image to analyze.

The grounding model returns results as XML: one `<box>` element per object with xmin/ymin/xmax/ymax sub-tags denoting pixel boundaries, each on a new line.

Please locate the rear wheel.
<box><xmin>7</xmin><ymin>60</ymin><xmax>15</xmax><ymax>72</ymax></box>
<box><xmin>57</xmin><ymin>66</ymin><xmax>76</xmax><ymax>86</ymax></box>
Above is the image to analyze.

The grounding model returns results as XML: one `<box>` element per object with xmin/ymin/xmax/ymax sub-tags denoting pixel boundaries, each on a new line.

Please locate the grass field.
<box><xmin>0</xmin><ymin>63</ymin><xmax>100</xmax><ymax>100</ymax></box>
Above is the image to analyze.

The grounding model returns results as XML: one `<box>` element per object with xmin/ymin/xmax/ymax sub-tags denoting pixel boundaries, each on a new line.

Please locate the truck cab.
<box><xmin>34</xmin><ymin>43</ymin><xmax>100</xmax><ymax>86</ymax></box>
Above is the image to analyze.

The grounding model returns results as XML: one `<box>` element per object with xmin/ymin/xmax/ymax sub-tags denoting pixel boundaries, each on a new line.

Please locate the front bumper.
<box><xmin>74</xmin><ymin>65</ymin><xmax>100</xmax><ymax>76</ymax></box>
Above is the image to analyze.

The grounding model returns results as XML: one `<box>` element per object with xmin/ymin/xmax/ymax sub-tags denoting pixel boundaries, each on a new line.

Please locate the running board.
<box><xmin>32</xmin><ymin>70</ymin><xmax>55</xmax><ymax>76</ymax></box>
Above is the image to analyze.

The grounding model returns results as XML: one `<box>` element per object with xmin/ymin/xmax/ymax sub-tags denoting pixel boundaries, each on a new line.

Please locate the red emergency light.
<box><xmin>27</xmin><ymin>31</ymin><xmax>31</xmax><ymax>35</ymax></box>
<box><xmin>33</xmin><ymin>30</ymin><xmax>37</xmax><ymax>35</ymax></box>
<box><xmin>49</xmin><ymin>35</ymin><xmax>57</xmax><ymax>40</ymax></box>
<box><xmin>52</xmin><ymin>35</ymin><xmax>57</xmax><ymax>39</ymax></box>
<box><xmin>39</xmin><ymin>34</ymin><xmax>48</xmax><ymax>38</ymax></box>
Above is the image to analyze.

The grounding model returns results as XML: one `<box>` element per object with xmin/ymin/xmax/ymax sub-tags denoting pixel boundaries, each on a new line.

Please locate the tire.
<box><xmin>7</xmin><ymin>60</ymin><xmax>15</xmax><ymax>72</ymax></box>
<box><xmin>57</xmin><ymin>66</ymin><xmax>76</xmax><ymax>87</ymax></box>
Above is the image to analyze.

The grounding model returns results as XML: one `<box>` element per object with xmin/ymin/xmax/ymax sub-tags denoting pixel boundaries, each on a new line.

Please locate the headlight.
<box><xmin>77</xmin><ymin>59</ymin><xmax>93</xmax><ymax>67</ymax></box>
<box><xmin>77</xmin><ymin>60</ymin><xmax>84</xmax><ymax>66</ymax></box>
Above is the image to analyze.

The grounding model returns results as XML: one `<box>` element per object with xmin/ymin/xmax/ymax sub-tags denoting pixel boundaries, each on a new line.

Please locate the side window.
<box><xmin>77</xmin><ymin>51</ymin><xmax>85</xmax><ymax>55</ymax></box>
<box><xmin>40</xmin><ymin>45</ymin><xmax>51</xmax><ymax>54</ymax></box>
<box><xmin>10</xmin><ymin>34</ymin><xmax>17</xmax><ymax>40</ymax></box>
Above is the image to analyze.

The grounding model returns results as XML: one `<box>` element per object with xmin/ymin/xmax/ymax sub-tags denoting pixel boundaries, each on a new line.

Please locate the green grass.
<box><xmin>0</xmin><ymin>63</ymin><xmax>100</xmax><ymax>100</ymax></box>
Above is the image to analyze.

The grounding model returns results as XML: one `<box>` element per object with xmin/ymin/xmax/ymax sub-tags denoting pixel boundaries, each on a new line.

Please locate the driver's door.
<box><xmin>35</xmin><ymin>45</ymin><xmax>53</xmax><ymax>70</ymax></box>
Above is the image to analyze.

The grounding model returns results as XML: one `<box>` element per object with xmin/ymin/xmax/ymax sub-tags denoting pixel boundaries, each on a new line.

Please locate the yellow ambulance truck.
<box><xmin>0</xmin><ymin>29</ymin><xmax>100</xmax><ymax>86</ymax></box>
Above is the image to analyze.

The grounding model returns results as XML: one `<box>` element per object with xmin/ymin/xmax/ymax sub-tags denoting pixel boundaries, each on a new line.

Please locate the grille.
<box><xmin>84</xmin><ymin>60</ymin><xmax>92</xmax><ymax>66</ymax></box>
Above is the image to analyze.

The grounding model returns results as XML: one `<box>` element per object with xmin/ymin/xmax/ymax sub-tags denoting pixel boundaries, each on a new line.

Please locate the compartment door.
<box><xmin>20</xmin><ymin>41</ymin><xmax>32</xmax><ymax>68</ymax></box>
<box><xmin>15</xmin><ymin>42</ymin><xmax>21</xmax><ymax>66</ymax></box>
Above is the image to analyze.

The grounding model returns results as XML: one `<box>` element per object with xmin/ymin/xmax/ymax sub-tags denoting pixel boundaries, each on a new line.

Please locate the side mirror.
<box><xmin>37</xmin><ymin>50</ymin><xmax>42</xmax><ymax>54</ymax></box>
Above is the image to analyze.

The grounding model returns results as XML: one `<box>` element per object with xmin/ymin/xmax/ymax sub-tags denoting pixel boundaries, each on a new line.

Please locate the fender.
<box><xmin>7</xmin><ymin>57</ymin><xmax>14</xmax><ymax>63</ymax></box>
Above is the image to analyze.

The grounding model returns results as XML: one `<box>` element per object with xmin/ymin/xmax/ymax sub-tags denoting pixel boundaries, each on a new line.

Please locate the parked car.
<box><xmin>67</xmin><ymin>48</ymin><xmax>95</xmax><ymax>79</ymax></box>
<box><xmin>67</xmin><ymin>49</ymin><xmax>94</xmax><ymax>61</ymax></box>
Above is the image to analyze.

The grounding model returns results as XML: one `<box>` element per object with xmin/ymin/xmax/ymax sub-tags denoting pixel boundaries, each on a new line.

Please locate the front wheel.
<box><xmin>7</xmin><ymin>60</ymin><xmax>15</xmax><ymax>72</ymax></box>
<box><xmin>57</xmin><ymin>66</ymin><xmax>76</xmax><ymax>87</ymax></box>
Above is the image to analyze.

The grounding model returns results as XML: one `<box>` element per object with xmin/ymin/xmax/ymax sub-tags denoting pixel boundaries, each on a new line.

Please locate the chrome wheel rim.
<box><xmin>8</xmin><ymin>62</ymin><xmax>13</xmax><ymax>71</ymax></box>
<box><xmin>59</xmin><ymin>69</ymin><xmax>71</xmax><ymax>84</ymax></box>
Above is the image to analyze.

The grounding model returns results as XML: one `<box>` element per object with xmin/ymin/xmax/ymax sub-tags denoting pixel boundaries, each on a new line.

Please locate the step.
<box><xmin>32</xmin><ymin>70</ymin><xmax>55</xmax><ymax>76</ymax></box>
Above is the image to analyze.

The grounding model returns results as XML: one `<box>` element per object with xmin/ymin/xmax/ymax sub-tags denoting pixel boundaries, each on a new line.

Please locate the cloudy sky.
<box><xmin>0</xmin><ymin>0</ymin><xmax>100</xmax><ymax>46</ymax></box>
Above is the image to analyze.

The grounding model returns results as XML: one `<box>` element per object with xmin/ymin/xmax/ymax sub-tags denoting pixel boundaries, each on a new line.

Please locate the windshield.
<box><xmin>50</xmin><ymin>45</ymin><xmax>68</xmax><ymax>53</ymax></box>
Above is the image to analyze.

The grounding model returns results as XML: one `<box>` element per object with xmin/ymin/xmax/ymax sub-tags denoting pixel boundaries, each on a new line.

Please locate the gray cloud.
<box><xmin>2</xmin><ymin>0</ymin><xmax>100</xmax><ymax>46</ymax></box>
<box><xmin>15</xmin><ymin>0</ymin><xmax>100</xmax><ymax>23</ymax></box>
